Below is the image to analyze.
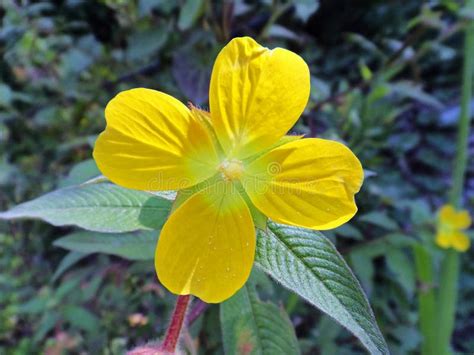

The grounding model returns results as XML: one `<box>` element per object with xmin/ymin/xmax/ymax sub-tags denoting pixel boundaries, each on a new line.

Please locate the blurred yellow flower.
<box><xmin>436</xmin><ymin>204</ymin><xmax>471</xmax><ymax>252</ymax></box>
<box><xmin>93</xmin><ymin>37</ymin><xmax>363</xmax><ymax>303</ymax></box>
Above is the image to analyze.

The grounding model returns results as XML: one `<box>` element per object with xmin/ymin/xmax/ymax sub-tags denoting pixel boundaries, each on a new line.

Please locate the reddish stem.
<box><xmin>159</xmin><ymin>295</ymin><xmax>191</xmax><ymax>353</ymax></box>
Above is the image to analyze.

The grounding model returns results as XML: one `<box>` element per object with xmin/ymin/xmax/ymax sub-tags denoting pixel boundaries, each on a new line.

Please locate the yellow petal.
<box><xmin>155</xmin><ymin>182</ymin><xmax>255</xmax><ymax>303</ymax></box>
<box><xmin>93</xmin><ymin>88</ymin><xmax>219</xmax><ymax>191</ymax></box>
<box><xmin>209</xmin><ymin>37</ymin><xmax>310</xmax><ymax>159</ymax></box>
<box><xmin>453</xmin><ymin>210</ymin><xmax>472</xmax><ymax>229</ymax></box>
<box><xmin>435</xmin><ymin>232</ymin><xmax>452</xmax><ymax>249</ymax></box>
<box><xmin>241</xmin><ymin>138</ymin><xmax>364</xmax><ymax>230</ymax></box>
<box><xmin>451</xmin><ymin>231</ymin><xmax>471</xmax><ymax>252</ymax></box>
<box><xmin>438</xmin><ymin>204</ymin><xmax>456</xmax><ymax>224</ymax></box>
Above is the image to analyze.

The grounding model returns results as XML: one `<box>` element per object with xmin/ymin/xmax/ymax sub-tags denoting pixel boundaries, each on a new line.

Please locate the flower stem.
<box><xmin>159</xmin><ymin>295</ymin><xmax>191</xmax><ymax>353</ymax></box>
<box><xmin>449</xmin><ymin>21</ymin><xmax>474</xmax><ymax>207</ymax></box>
<box><xmin>414</xmin><ymin>244</ymin><xmax>436</xmax><ymax>355</ymax></box>
<box><xmin>436</xmin><ymin>1</ymin><xmax>474</xmax><ymax>353</ymax></box>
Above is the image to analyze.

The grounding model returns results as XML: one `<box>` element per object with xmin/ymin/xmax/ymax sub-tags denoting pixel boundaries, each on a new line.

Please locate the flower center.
<box><xmin>218</xmin><ymin>159</ymin><xmax>244</xmax><ymax>181</ymax></box>
<box><xmin>440</xmin><ymin>222</ymin><xmax>456</xmax><ymax>235</ymax></box>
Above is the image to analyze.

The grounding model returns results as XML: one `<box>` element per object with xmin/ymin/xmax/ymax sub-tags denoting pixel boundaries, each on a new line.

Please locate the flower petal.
<box><xmin>451</xmin><ymin>231</ymin><xmax>471</xmax><ymax>252</ymax></box>
<box><xmin>453</xmin><ymin>210</ymin><xmax>471</xmax><ymax>229</ymax></box>
<box><xmin>93</xmin><ymin>88</ymin><xmax>219</xmax><ymax>191</ymax></box>
<box><xmin>155</xmin><ymin>182</ymin><xmax>255</xmax><ymax>303</ymax></box>
<box><xmin>439</xmin><ymin>205</ymin><xmax>456</xmax><ymax>224</ymax></box>
<box><xmin>209</xmin><ymin>37</ymin><xmax>310</xmax><ymax>158</ymax></box>
<box><xmin>436</xmin><ymin>232</ymin><xmax>452</xmax><ymax>249</ymax></box>
<box><xmin>241</xmin><ymin>138</ymin><xmax>363</xmax><ymax>230</ymax></box>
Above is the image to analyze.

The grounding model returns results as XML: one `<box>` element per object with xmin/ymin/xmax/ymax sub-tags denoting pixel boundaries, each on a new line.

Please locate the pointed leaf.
<box><xmin>54</xmin><ymin>230</ymin><xmax>157</xmax><ymax>260</ymax></box>
<box><xmin>52</xmin><ymin>251</ymin><xmax>90</xmax><ymax>282</ymax></box>
<box><xmin>255</xmin><ymin>222</ymin><xmax>388</xmax><ymax>355</ymax></box>
<box><xmin>0</xmin><ymin>183</ymin><xmax>172</xmax><ymax>233</ymax></box>
<box><xmin>221</xmin><ymin>282</ymin><xmax>300</xmax><ymax>355</ymax></box>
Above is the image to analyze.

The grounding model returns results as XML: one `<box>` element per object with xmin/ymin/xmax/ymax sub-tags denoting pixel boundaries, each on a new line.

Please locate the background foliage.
<box><xmin>1</xmin><ymin>0</ymin><xmax>473</xmax><ymax>354</ymax></box>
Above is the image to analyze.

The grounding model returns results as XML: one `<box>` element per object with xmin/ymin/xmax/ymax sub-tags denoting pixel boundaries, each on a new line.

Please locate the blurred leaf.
<box><xmin>33</xmin><ymin>312</ymin><xmax>59</xmax><ymax>343</ymax></box>
<box><xmin>347</xmin><ymin>33</ymin><xmax>384</xmax><ymax>57</ymax></box>
<box><xmin>391</xmin><ymin>325</ymin><xmax>422</xmax><ymax>352</ymax></box>
<box><xmin>172</xmin><ymin>48</ymin><xmax>211</xmax><ymax>105</ymax></box>
<box><xmin>399</xmin><ymin>199</ymin><xmax>432</xmax><ymax>226</ymax></box>
<box><xmin>32</xmin><ymin>106</ymin><xmax>60</xmax><ymax>127</ymax></box>
<box><xmin>63</xmin><ymin>305</ymin><xmax>99</xmax><ymax>333</ymax></box>
<box><xmin>292</xmin><ymin>0</ymin><xmax>320</xmax><ymax>22</ymax></box>
<box><xmin>81</xmin><ymin>275</ymin><xmax>103</xmax><ymax>302</ymax></box>
<box><xmin>386</xmin><ymin>249</ymin><xmax>416</xmax><ymax>297</ymax></box>
<box><xmin>268</xmin><ymin>25</ymin><xmax>300</xmax><ymax>41</ymax></box>
<box><xmin>127</xmin><ymin>27</ymin><xmax>169</xmax><ymax>61</ymax></box>
<box><xmin>138</xmin><ymin>0</ymin><xmax>174</xmax><ymax>17</ymax></box>
<box><xmin>334</xmin><ymin>223</ymin><xmax>363</xmax><ymax>240</ymax></box>
<box><xmin>390</xmin><ymin>81</ymin><xmax>443</xmax><ymax>109</ymax></box>
<box><xmin>55</xmin><ymin>277</ymin><xmax>82</xmax><ymax>301</ymax></box>
<box><xmin>256</xmin><ymin>222</ymin><xmax>389</xmax><ymax>355</ymax></box>
<box><xmin>178</xmin><ymin>0</ymin><xmax>205</xmax><ymax>30</ymax></box>
<box><xmin>54</xmin><ymin>230</ymin><xmax>157</xmax><ymax>260</ymax></box>
<box><xmin>317</xmin><ymin>315</ymin><xmax>342</xmax><ymax>354</ymax></box>
<box><xmin>18</xmin><ymin>297</ymin><xmax>49</xmax><ymax>315</ymax></box>
<box><xmin>350</xmin><ymin>233</ymin><xmax>416</xmax><ymax>257</ymax></box>
<box><xmin>221</xmin><ymin>281</ymin><xmax>300</xmax><ymax>355</ymax></box>
<box><xmin>350</xmin><ymin>251</ymin><xmax>375</xmax><ymax>295</ymax></box>
<box><xmin>359</xmin><ymin>211</ymin><xmax>399</xmax><ymax>231</ymax></box>
<box><xmin>0</xmin><ymin>84</ymin><xmax>13</xmax><ymax>107</ymax></box>
<box><xmin>387</xmin><ymin>133</ymin><xmax>420</xmax><ymax>152</ymax></box>
<box><xmin>359</xmin><ymin>62</ymin><xmax>373</xmax><ymax>81</ymax></box>
<box><xmin>52</xmin><ymin>251</ymin><xmax>90</xmax><ymax>282</ymax></box>
<box><xmin>0</xmin><ymin>183</ymin><xmax>172</xmax><ymax>233</ymax></box>
<box><xmin>59</xmin><ymin>159</ymin><xmax>101</xmax><ymax>187</ymax></box>
<box><xmin>60</xmin><ymin>48</ymin><xmax>93</xmax><ymax>75</ymax></box>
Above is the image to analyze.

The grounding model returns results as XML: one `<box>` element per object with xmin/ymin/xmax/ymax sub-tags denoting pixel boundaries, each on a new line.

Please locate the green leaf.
<box><xmin>33</xmin><ymin>311</ymin><xmax>60</xmax><ymax>343</ymax></box>
<box><xmin>220</xmin><ymin>281</ymin><xmax>300</xmax><ymax>355</ymax></box>
<box><xmin>52</xmin><ymin>251</ymin><xmax>90</xmax><ymax>282</ymax></box>
<box><xmin>389</xmin><ymin>81</ymin><xmax>444</xmax><ymax>109</ymax></box>
<box><xmin>59</xmin><ymin>159</ymin><xmax>100</xmax><ymax>187</ymax></box>
<box><xmin>292</xmin><ymin>0</ymin><xmax>320</xmax><ymax>22</ymax></box>
<box><xmin>127</xmin><ymin>27</ymin><xmax>169</xmax><ymax>61</ymax></box>
<box><xmin>0</xmin><ymin>83</ymin><xmax>13</xmax><ymax>107</ymax></box>
<box><xmin>54</xmin><ymin>230</ymin><xmax>157</xmax><ymax>260</ymax></box>
<box><xmin>255</xmin><ymin>222</ymin><xmax>388</xmax><ymax>355</ymax></box>
<box><xmin>386</xmin><ymin>249</ymin><xmax>416</xmax><ymax>297</ymax></box>
<box><xmin>178</xmin><ymin>0</ymin><xmax>205</xmax><ymax>30</ymax></box>
<box><xmin>358</xmin><ymin>211</ymin><xmax>399</xmax><ymax>231</ymax></box>
<box><xmin>63</xmin><ymin>305</ymin><xmax>99</xmax><ymax>333</ymax></box>
<box><xmin>0</xmin><ymin>183</ymin><xmax>172</xmax><ymax>233</ymax></box>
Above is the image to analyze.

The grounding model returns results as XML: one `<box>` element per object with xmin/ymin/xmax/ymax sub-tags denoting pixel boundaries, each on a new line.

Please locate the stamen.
<box><xmin>218</xmin><ymin>159</ymin><xmax>244</xmax><ymax>181</ymax></box>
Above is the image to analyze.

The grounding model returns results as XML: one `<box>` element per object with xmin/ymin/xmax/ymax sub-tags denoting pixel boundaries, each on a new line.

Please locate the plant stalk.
<box><xmin>414</xmin><ymin>244</ymin><xmax>436</xmax><ymax>355</ymax></box>
<box><xmin>159</xmin><ymin>295</ymin><xmax>191</xmax><ymax>353</ymax></box>
<box><xmin>437</xmin><ymin>1</ymin><xmax>474</xmax><ymax>353</ymax></box>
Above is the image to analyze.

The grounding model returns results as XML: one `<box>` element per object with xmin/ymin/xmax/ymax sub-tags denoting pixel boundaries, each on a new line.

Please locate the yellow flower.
<box><xmin>93</xmin><ymin>37</ymin><xmax>364</xmax><ymax>303</ymax></box>
<box><xmin>436</xmin><ymin>204</ymin><xmax>471</xmax><ymax>252</ymax></box>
